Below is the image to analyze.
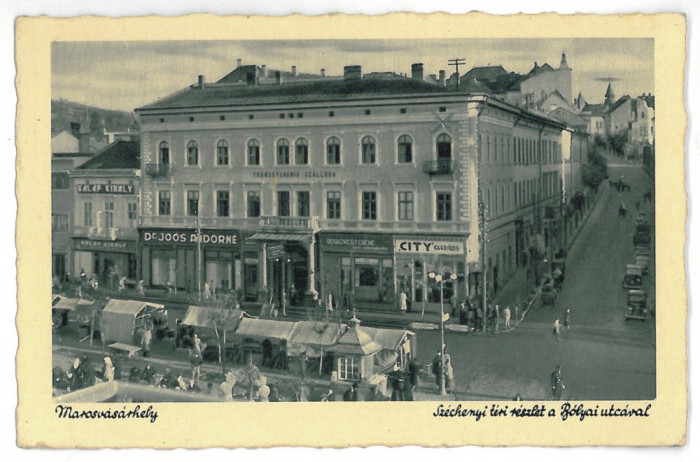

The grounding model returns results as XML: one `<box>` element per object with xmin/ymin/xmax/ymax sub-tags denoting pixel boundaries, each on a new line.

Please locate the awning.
<box><xmin>358</xmin><ymin>326</ymin><xmax>414</xmax><ymax>351</ymax></box>
<box><xmin>288</xmin><ymin>321</ymin><xmax>345</xmax><ymax>346</ymax></box>
<box><xmin>327</xmin><ymin>326</ymin><xmax>382</xmax><ymax>356</ymax></box>
<box><xmin>247</xmin><ymin>233</ymin><xmax>313</xmax><ymax>243</ymax></box>
<box><xmin>103</xmin><ymin>299</ymin><xmax>165</xmax><ymax>316</ymax></box>
<box><xmin>52</xmin><ymin>295</ymin><xmax>90</xmax><ymax>311</ymax></box>
<box><xmin>235</xmin><ymin>318</ymin><xmax>297</xmax><ymax>341</ymax></box>
<box><xmin>182</xmin><ymin>305</ymin><xmax>246</xmax><ymax>331</ymax></box>
<box><xmin>101</xmin><ymin>299</ymin><xmax>165</xmax><ymax>345</ymax></box>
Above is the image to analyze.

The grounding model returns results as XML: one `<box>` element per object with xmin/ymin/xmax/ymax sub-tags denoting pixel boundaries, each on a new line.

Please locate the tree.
<box><xmin>583</xmin><ymin>147</ymin><xmax>608</xmax><ymax>191</ymax></box>
<box><xmin>607</xmin><ymin>131</ymin><xmax>629</xmax><ymax>156</ymax></box>
<box><xmin>205</xmin><ymin>293</ymin><xmax>242</xmax><ymax>374</ymax></box>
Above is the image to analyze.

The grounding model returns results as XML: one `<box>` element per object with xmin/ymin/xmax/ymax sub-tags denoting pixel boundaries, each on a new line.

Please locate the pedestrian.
<box><xmin>504</xmin><ymin>305</ymin><xmax>512</xmax><ymax>329</ymax></box>
<box><xmin>450</xmin><ymin>293</ymin><xmax>458</xmax><ymax>317</ymax></box>
<box><xmin>190</xmin><ymin>348</ymin><xmax>203</xmax><ymax>382</ymax></box>
<box><xmin>326</xmin><ymin>292</ymin><xmax>334</xmax><ymax>314</ymax></box>
<box><xmin>118</xmin><ymin>276</ymin><xmax>126</xmax><ymax>292</ymax></box>
<box><xmin>408</xmin><ymin>356</ymin><xmax>421</xmax><ymax>391</ymax></box>
<box><xmin>268</xmin><ymin>383</ymin><xmax>281</xmax><ymax>402</ymax></box>
<box><xmin>220</xmin><ymin>371</ymin><xmax>236</xmax><ymax>401</ymax></box>
<box><xmin>550</xmin><ymin>365</ymin><xmax>566</xmax><ymax>400</ymax></box>
<box><xmin>564</xmin><ymin>309</ymin><xmax>571</xmax><ymax>330</ymax></box>
<box><xmin>141</xmin><ymin>326</ymin><xmax>152</xmax><ymax>357</ymax></box>
<box><xmin>399</xmin><ymin>290</ymin><xmax>408</xmax><ymax>313</ymax></box>
<box><xmin>203</xmin><ymin>281</ymin><xmax>211</xmax><ymax>301</ymax></box>
<box><xmin>552</xmin><ymin>319</ymin><xmax>561</xmax><ymax>341</ymax></box>
<box><xmin>343</xmin><ymin>382</ymin><xmax>359</xmax><ymax>401</ymax></box>
<box><xmin>443</xmin><ymin>349</ymin><xmax>454</xmax><ymax>393</ymax></box>
<box><xmin>210</xmin><ymin>280</ymin><xmax>216</xmax><ymax>300</ymax></box>
<box><xmin>102</xmin><ymin>357</ymin><xmax>116</xmax><ymax>382</ymax></box>
<box><xmin>431</xmin><ymin>349</ymin><xmax>442</xmax><ymax>386</ymax></box>
<box><xmin>193</xmin><ymin>333</ymin><xmax>202</xmax><ymax>355</ymax></box>
<box><xmin>257</xmin><ymin>375</ymin><xmax>270</xmax><ymax>402</ymax></box>
<box><xmin>321</xmin><ymin>388</ymin><xmax>335</xmax><ymax>402</ymax></box>
<box><xmin>137</xmin><ymin>279</ymin><xmax>145</xmax><ymax>296</ymax></box>
<box><xmin>459</xmin><ymin>301</ymin><xmax>468</xmax><ymax>325</ymax></box>
<box><xmin>494</xmin><ymin>304</ymin><xmax>500</xmax><ymax>332</ymax></box>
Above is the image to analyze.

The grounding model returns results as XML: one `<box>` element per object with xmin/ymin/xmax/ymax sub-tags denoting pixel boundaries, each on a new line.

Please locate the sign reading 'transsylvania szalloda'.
<box><xmin>77</xmin><ymin>183</ymin><xmax>135</xmax><ymax>194</ymax></box>
<box><xmin>141</xmin><ymin>228</ymin><xmax>238</xmax><ymax>245</ymax></box>
<box><xmin>393</xmin><ymin>239</ymin><xmax>465</xmax><ymax>255</ymax></box>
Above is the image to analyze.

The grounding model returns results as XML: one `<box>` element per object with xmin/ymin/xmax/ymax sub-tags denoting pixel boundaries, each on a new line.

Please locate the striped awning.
<box><xmin>247</xmin><ymin>233</ymin><xmax>313</xmax><ymax>243</ymax></box>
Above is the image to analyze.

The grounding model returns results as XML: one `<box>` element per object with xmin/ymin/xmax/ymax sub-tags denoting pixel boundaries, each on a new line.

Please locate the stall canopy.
<box><xmin>235</xmin><ymin>318</ymin><xmax>297</xmax><ymax>341</ymax></box>
<box><xmin>356</xmin><ymin>326</ymin><xmax>416</xmax><ymax>373</ymax></box>
<box><xmin>101</xmin><ymin>299</ymin><xmax>165</xmax><ymax>345</ymax></box>
<box><xmin>182</xmin><ymin>306</ymin><xmax>246</xmax><ymax>333</ymax></box>
<box><xmin>287</xmin><ymin>321</ymin><xmax>346</xmax><ymax>358</ymax></box>
<box><xmin>52</xmin><ymin>295</ymin><xmax>82</xmax><ymax>311</ymax></box>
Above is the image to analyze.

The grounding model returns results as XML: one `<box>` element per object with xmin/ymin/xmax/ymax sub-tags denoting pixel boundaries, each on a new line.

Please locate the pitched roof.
<box><xmin>137</xmin><ymin>77</ymin><xmax>452</xmax><ymax>110</ymax></box>
<box><xmin>75</xmin><ymin>140</ymin><xmax>140</xmax><ymax>170</ymax></box>
<box><xmin>640</xmin><ymin>94</ymin><xmax>655</xmax><ymax>109</ymax></box>
<box><xmin>462</xmin><ymin>65</ymin><xmax>508</xmax><ymax>82</ymax></box>
<box><xmin>607</xmin><ymin>95</ymin><xmax>631</xmax><ymax>114</ymax></box>
<box><xmin>581</xmin><ymin>103</ymin><xmax>607</xmax><ymax>116</ymax></box>
<box><xmin>547</xmin><ymin>107</ymin><xmax>588</xmax><ymax>131</ymax></box>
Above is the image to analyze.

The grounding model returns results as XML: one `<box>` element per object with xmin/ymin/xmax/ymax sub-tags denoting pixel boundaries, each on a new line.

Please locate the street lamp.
<box><xmin>428</xmin><ymin>270</ymin><xmax>458</xmax><ymax>396</ymax></box>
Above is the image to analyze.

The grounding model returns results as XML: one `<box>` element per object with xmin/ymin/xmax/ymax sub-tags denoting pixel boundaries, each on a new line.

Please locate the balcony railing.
<box><xmin>259</xmin><ymin>216</ymin><xmax>319</xmax><ymax>231</ymax></box>
<box><xmin>145</xmin><ymin>163</ymin><xmax>171</xmax><ymax>177</ymax></box>
<box><xmin>422</xmin><ymin>159</ymin><xmax>453</xmax><ymax>175</ymax></box>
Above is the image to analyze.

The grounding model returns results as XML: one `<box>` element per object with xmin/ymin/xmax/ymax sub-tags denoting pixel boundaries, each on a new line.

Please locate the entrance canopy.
<box><xmin>247</xmin><ymin>232</ymin><xmax>313</xmax><ymax>243</ymax></box>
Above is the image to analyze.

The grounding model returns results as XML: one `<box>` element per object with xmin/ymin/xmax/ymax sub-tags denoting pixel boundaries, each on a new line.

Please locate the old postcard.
<box><xmin>15</xmin><ymin>12</ymin><xmax>686</xmax><ymax>447</ymax></box>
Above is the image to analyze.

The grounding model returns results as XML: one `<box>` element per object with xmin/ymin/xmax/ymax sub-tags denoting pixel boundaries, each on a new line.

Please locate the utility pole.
<box><xmin>479</xmin><ymin>200</ymin><xmax>488</xmax><ymax>332</ymax></box>
<box><xmin>197</xmin><ymin>217</ymin><xmax>202</xmax><ymax>304</ymax></box>
<box><xmin>448</xmin><ymin>58</ymin><xmax>466</xmax><ymax>88</ymax></box>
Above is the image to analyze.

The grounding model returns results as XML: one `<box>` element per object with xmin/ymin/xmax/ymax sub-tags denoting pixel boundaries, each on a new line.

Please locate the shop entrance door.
<box><xmin>244</xmin><ymin>264</ymin><xmax>258</xmax><ymax>301</ymax></box>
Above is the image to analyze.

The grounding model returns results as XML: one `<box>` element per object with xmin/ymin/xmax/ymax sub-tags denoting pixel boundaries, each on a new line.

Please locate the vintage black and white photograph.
<box><xmin>48</xmin><ymin>35</ymin><xmax>659</xmax><ymax>405</ymax></box>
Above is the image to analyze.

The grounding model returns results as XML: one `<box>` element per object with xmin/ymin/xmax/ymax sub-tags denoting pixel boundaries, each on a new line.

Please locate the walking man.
<box><xmin>550</xmin><ymin>365</ymin><xmax>566</xmax><ymax>400</ymax></box>
<box><xmin>399</xmin><ymin>290</ymin><xmax>408</xmax><ymax>313</ymax></box>
<box><xmin>141</xmin><ymin>326</ymin><xmax>152</xmax><ymax>357</ymax></box>
<box><xmin>553</xmin><ymin>319</ymin><xmax>561</xmax><ymax>341</ymax></box>
<box><xmin>564</xmin><ymin>309</ymin><xmax>571</xmax><ymax>330</ymax></box>
<box><xmin>137</xmin><ymin>279</ymin><xmax>145</xmax><ymax>296</ymax></box>
<box><xmin>504</xmin><ymin>305</ymin><xmax>512</xmax><ymax>329</ymax></box>
<box><xmin>203</xmin><ymin>281</ymin><xmax>211</xmax><ymax>301</ymax></box>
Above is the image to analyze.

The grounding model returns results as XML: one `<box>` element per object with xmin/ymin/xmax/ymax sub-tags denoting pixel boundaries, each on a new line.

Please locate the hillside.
<box><xmin>51</xmin><ymin>99</ymin><xmax>139</xmax><ymax>139</ymax></box>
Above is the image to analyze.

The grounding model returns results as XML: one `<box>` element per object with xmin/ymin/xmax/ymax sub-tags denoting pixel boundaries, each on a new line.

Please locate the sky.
<box><xmin>51</xmin><ymin>38</ymin><xmax>654</xmax><ymax>113</ymax></box>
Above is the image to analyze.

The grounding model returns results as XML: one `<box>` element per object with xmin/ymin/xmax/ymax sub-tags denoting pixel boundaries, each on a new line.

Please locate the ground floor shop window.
<box><xmin>151</xmin><ymin>249</ymin><xmax>176</xmax><ymax>287</ymax></box>
<box><xmin>337</xmin><ymin>356</ymin><xmax>360</xmax><ymax>381</ymax></box>
<box><xmin>205</xmin><ymin>250</ymin><xmax>233</xmax><ymax>292</ymax></box>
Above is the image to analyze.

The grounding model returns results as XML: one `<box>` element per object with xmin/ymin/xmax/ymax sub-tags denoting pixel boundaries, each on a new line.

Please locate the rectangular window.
<box><xmin>51</xmin><ymin>172</ymin><xmax>69</xmax><ymax>189</ymax></box>
<box><xmin>52</xmin><ymin>214</ymin><xmax>69</xmax><ymax>232</ymax></box>
<box><xmin>277</xmin><ymin>191</ymin><xmax>290</xmax><ymax>217</ymax></box>
<box><xmin>187</xmin><ymin>190</ymin><xmax>199</xmax><ymax>216</ymax></box>
<box><xmin>217</xmin><ymin>144</ymin><xmax>229</xmax><ymax>165</ymax></box>
<box><xmin>159</xmin><ymin>191</ymin><xmax>171</xmax><ymax>216</ymax></box>
<box><xmin>398</xmin><ymin>191</ymin><xmax>414</xmax><ymax>221</ymax></box>
<box><xmin>362</xmin><ymin>191</ymin><xmax>377</xmax><ymax>220</ymax></box>
<box><xmin>187</xmin><ymin>144</ymin><xmax>199</xmax><ymax>165</ymax></box>
<box><xmin>127</xmin><ymin>202</ymin><xmax>137</xmax><ymax>221</ymax></box>
<box><xmin>104</xmin><ymin>202</ymin><xmax>114</xmax><ymax>228</ymax></box>
<box><xmin>327</xmin><ymin>191</ymin><xmax>341</xmax><ymax>219</ymax></box>
<box><xmin>217</xmin><ymin>191</ymin><xmax>230</xmax><ymax>217</ymax></box>
<box><xmin>297</xmin><ymin>191</ymin><xmax>310</xmax><ymax>217</ymax></box>
<box><xmin>337</xmin><ymin>357</ymin><xmax>359</xmax><ymax>381</ymax></box>
<box><xmin>248</xmin><ymin>143</ymin><xmax>260</xmax><ymax>165</ymax></box>
<box><xmin>437</xmin><ymin>192</ymin><xmax>452</xmax><ymax>221</ymax></box>
<box><xmin>295</xmin><ymin>142</ymin><xmax>308</xmax><ymax>165</ymax></box>
<box><xmin>83</xmin><ymin>202</ymin><xmax>93</xmax><ymax>227</ymax></box>
<box><xmin>247</xmin><ymin>191</ymin><xmax>261</xmax><ymax>217</ymax></box>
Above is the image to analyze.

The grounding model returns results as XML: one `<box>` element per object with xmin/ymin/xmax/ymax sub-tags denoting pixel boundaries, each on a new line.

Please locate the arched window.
<box><xmin>361</xmin><ymin>136</ymin><xmax>376</xmax><ymax>164</ymax></box>
<box><xmin>247</xmin><ymin>139</ymin><xmax>260</xmax><ymax>166</ymax></box>
<box><xmin>216</xmin><ymin>140</ymin><xmax>229</xmax><ymax>166</ymax></box>
<box><xmin>186</xmin><ymin>140</ymin><xmax>199</xmax><ymax>166</ymax></box>
<box><xmin>397</xmin><ymin>135</ymin><xmax>412</xmax><ymax>163</ymax></box>
<box><xmin>327</xmin><ymin>137</ymin><xmax>341</xmax><ymax>164</ymax></box>
<box><xmin>295</xmin><ymin>138</ymin><xmax>308</xmax><ymax>165</ymax></box>
<box><xmin>277</xmin><ymin>138</ymin><xmax>290</xmax><ymax>165</ymax></box>
<box><xmin>159</xmin><ymin>141</ymin><xmax>170</xmax><ymax>164</ymax></box>
<box><xmin>437</xmin><ymin>133</ymin><xmax>452</xmax><ymax>163</ymax></box>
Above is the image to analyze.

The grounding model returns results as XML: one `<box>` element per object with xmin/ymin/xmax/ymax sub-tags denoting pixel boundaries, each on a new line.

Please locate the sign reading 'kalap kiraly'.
<box><xmin>141</xmin><ymin>229</ymin><xmax>238</xmax><ymax>245</ymax></box>
<box><xmin>393</xmin><ymin>239</ymin><xmax>465</xmax><ymax>255</ymax></box>
<box><xmin>76</xmin><ymin>183</ymin><xmax>135</xmax><ymax>194</ymax></box>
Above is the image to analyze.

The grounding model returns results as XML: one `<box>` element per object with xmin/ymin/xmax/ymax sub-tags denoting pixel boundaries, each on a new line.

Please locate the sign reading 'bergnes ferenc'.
<box><xmin>141</xmin><ymin>229</ymin><xmax>238</xmax><ymax>245</ymax></box>
<box><xmin>77</xmin><ymin>183</ymin><xmax>135</xmax><ymax>194</ymax></box>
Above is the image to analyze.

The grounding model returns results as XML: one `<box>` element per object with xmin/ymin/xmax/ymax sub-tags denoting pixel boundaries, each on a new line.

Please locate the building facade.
<box><xmin>70</xmin><ymin>140</ymin><xmax>141</xmax><ymax>289</ymax></box>
<box><xmin>135</xmin><ymin>63</ymin><xmax>569</xmax><ymax>310</ymax></box>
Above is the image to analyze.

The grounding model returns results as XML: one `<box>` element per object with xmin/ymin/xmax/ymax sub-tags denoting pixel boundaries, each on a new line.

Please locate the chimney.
<box><xmin>343</xmin><ymin>65</ymin><xmax>362</xmax><ymax>80</ymax></box>
<box><xmin>197</xmin><ymin>75</ymin><xmax>205</xmax><ymax>88</ymax></box>
<box><xmin>261</xmin><ymin>64</ymin><xmax>267</xmax><ymax>77</ymax></box>
<box><xmin>246</xmin><ymin>71</ymin><xmax>256</xmax><ymax>86</ymax></box>
<box><xmin>292</xmin><ymin>65</ymin><xmax>297</xmax><ymax>76</ymax></box>
<box><xmin>439</xmin><ymin>70</ymin><xmax>446</xmax><ymax>86</ymax></box>
<box><xmin>321</xmin><ymin>68</ymin><xmax>326</xmax><ymax>78</ymax></box>
<box><xmin>236</xmin><ymin>58</ymin><xmax>242</xmax><ymax>68</ymax></box>
<box><xmin>411</xmin><ymin>63</ymin><xmax>424</xmax><ymax>81</ymax></box>
<box><xmin>275</xmin><ymin>70</ymin><xmax>282</xmax><ymax>85</ymax></box>
<box><xmin>79</xmin><ymin>120</ymin><xmax>91</xmax><ymax>153</ymax></box>
<box><xmin>70</xmin><ymin>122</ymin><xmax>81</xmax><ymax>138</ymax></box>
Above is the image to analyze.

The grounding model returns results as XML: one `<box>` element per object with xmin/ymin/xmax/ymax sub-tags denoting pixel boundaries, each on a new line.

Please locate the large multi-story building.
<box><xmin>134</xmin><ymin>62</ymin><xmax>570</xmax><ymax>311</ymax></box>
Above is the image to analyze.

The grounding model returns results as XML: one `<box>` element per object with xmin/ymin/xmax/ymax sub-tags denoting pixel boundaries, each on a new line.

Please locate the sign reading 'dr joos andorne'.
<box><xmin>141</xmin><ymin>229</ymin><xmax>238</xmax><ymax>246</ymax></box>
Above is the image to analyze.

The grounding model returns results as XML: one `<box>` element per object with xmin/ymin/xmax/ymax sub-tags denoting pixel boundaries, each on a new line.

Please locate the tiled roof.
<box><xmin>640</xmin><ymin>94</ymin><xmax>655</xmax><ymax>109</ymax></box>
<box><xmin>607</xmin><ymin>95</ymin><xmax>631</xmax><ymax>114</ymax></box>
<box><xmin>486</xmin><ymin>72</ymin><xmax>525</xmax><ymax>93</ymax></box>
<box><xmin>581</xmin><ymin>103</ymin><xmax>607</xmax><ymax>116</ymax></box>
<box><xmin>76</xmin><ymin>140</ymin><xmax>140</xmax><ymax>169</ymax></box>
<box><xmin>137</xmin><ymin>77</ymin><xmax>452</xmax><ymax>110</ymax></box>
<box><xmin>462</xmin><ymin>65</ymin><xmax>508</xmax><ymax>82</ymax></box>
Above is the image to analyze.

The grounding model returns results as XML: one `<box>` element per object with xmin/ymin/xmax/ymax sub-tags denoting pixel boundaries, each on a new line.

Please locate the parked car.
<box><xmin>541</xmin><ymin>282</ymin><xmax>557</xmax><ymax>306</ymax></box>
<box><xmin>625</xmin><ymin>289</ymin><xmax>649</xmax><ymax>321</ymax></box>
<box><xmin>622</xmin><ymin>265</ymin><xmax>643</xmax><ymax>289</ymax></box>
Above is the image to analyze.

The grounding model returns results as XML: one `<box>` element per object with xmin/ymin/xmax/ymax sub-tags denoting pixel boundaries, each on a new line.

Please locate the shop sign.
<box><xmin>74</xmin><ymin>239</ymin><xmax>136</xmax><ymax>252</ymax></box>
<box><xmin>77</xmin><ymin>183</ymin><xmax>135</xmax><ymax>194</ymax></box>
<box><xmin>141</xmin><ymin>228</ymin><xmax>238</xmax><ymax>246</ymax></box>
<box><xmin>252</xmin><ymin>170</ymin><xmax>337</xmax><ymax>179</ymax></box>
<box><xmin>267</xmin><ymin>244</ymin><xmax>285</xmax><ymax>259</ymax></box>
<box><xmin>393</xmin><ymin>239</ymin><xmax>465</xmax><ymax>255</ymax></box>
<box><xmin>320</xmin><ymin>232</ymin><xmax>392</xmax><ymax>253</ymax></box>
